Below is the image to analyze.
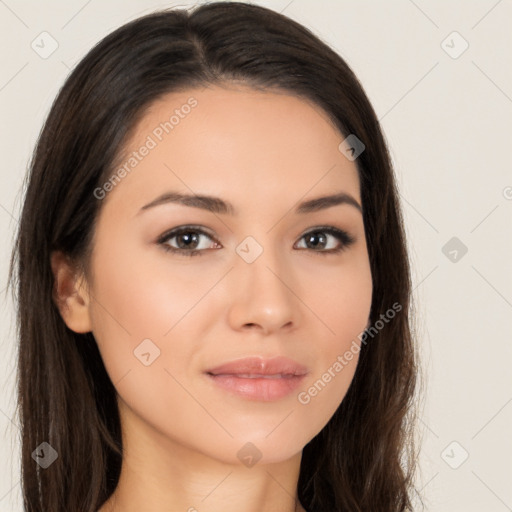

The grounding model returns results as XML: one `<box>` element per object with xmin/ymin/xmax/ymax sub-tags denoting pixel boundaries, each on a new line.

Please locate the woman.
<box><xmin>8</xmin><ymin>2</ymin><xmax>422</xmax><ymax>511</ymax></box>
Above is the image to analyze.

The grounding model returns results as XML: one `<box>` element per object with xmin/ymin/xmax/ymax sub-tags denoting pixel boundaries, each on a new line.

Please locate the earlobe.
<box><xmin>50</xmin><ymin>251</ymin><xmax>93</xmax><ymax>333</ymax></box>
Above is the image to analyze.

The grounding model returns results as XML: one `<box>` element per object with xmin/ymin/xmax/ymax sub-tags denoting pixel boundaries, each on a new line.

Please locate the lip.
<box><xmin>205</xmin><ymin>356</ymin><xmax>309</xmax><ymax>402</ymax></box>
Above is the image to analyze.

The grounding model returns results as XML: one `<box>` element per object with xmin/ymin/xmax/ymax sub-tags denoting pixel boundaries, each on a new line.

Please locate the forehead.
<box><xmin>103</xmin><ymin>84</ymin><xmax>361</xmax><ymax>215</ymax></box>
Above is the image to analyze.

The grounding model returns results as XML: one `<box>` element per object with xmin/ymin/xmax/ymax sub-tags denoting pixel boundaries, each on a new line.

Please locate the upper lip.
<box><xmin>206</xmin><ymin>356</ymin><xmax>309</xmax><ymax>377</ymax></box>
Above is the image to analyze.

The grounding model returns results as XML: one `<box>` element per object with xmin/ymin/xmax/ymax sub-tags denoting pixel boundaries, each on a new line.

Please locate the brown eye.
<box><xmin>169</xmin><ymin>230</ymin><xmax>201</xmax><ymax>250</ymax></box>
<box><xmin>158</xmin><ymin>226</ymin><xmax>220</xmax><ymax>257</ymax></box>
<box><xmin>295</xmin><ymin>227</ymin><xmax>355</xmax><ymax>254</ymax></box>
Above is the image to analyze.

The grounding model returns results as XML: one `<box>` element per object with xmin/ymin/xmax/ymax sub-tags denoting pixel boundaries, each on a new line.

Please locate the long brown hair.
<box><xmin>8</xmin><ymin>2</ymin><xmax>423</xmax><ymax>510</ymax></box>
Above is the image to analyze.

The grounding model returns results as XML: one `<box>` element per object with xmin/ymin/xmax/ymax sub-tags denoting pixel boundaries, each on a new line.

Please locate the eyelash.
<box><xmin>157</xmin><ymin>225</ymin><xmax>356</xmax><ymax>257</ymax></box>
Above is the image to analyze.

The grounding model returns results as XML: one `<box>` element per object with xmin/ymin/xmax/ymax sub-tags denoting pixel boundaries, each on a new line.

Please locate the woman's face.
<box><xmin>83</xmin><ymin>84</ymin><xmax>372</xmax><ymax>465</ymax></box>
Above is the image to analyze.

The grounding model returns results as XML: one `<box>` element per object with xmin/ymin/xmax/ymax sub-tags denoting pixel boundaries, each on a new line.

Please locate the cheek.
<box><xmin>87</xmin><ymin>232</ymin><xmax>189</xmax><ymax>380</ymax></box>
<box><xmin>86</xmin><ymin>238</ymin><xmax>203</xmax><ymax>438</ymax></box>
<box><xmin>302</xmin><ymin>247</ymin><xmax>373</xmax><ymax>346</ymax></box>
<box><xmin>295</xmin><ymin>254</ymin><xmax>372</xmax><ymax>426</ymax></box>
<box><xmin>89</xmin><ymin>224</ymin><xmax>208</xmax><ymax>336</ymax></box>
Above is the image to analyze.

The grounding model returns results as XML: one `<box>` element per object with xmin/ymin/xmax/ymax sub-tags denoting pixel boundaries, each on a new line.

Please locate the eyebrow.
<box><xmin>138</xmin><ymin>190</ymin><xmax>362</xmax><ymax>216</ymax></box>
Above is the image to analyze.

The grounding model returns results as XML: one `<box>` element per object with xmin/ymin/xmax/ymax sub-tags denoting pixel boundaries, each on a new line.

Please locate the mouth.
<box><xmin>204</xmin><ymin>356</ymin><xmax>309</xmax><ymax>401</ymax></box>
<box><xmin>210</xmin><ymin>373</ymin><xmax>298</xmax><ymax>378</ymax></box>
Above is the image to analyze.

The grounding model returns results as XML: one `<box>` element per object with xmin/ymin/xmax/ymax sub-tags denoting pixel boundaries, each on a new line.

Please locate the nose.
<box><xmin>227</xmin><ymin>241</ymin><xmax>299</xmax><ymax>336</ymax></box>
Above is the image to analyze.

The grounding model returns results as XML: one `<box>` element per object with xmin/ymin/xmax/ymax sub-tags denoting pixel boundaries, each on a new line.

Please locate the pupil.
<box><xmin>178</xmin><ymin>232</ymin><xmax>198</xmax><ymax>249</ymax></box>
<box><xmin>307</xmin><ymin>232</ymin><xmax>325</xmax><ymax>249</ymax></box>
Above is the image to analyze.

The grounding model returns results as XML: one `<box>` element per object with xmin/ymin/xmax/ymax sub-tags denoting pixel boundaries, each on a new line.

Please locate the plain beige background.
<box><xmin>1</xmin><ymin>1</ymin><xmax>511</xmax><ymax>510</ymax></box>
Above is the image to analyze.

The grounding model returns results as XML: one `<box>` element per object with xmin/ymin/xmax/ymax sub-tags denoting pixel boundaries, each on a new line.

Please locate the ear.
<box><xmin>50</xmin><ymin>251</ymin><xmax>93</xmax><ymax>333</ymax></box>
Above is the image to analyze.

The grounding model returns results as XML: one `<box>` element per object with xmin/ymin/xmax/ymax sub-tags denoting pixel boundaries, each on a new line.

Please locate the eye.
<box><xmin>158</xmin><ymin>225</ymin><xmax>220</xmax><ymax>257</ymax></box>
<box><xmin>294</xmin><ymin>226</ymin><xmax>356</xmax><ymax>255</ymax></box>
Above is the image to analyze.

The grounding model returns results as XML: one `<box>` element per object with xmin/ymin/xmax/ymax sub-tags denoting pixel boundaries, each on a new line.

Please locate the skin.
<box><xmin>52</xmin><ymin>84</ymin><xmax>373</xmax><ymax>512</ymax></box>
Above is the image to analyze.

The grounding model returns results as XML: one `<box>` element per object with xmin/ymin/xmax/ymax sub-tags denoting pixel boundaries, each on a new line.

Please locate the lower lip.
<box><xmin>206</xmin><ymin>374</ymin><xmax>306</xmax><ymax>401</ymax></box>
